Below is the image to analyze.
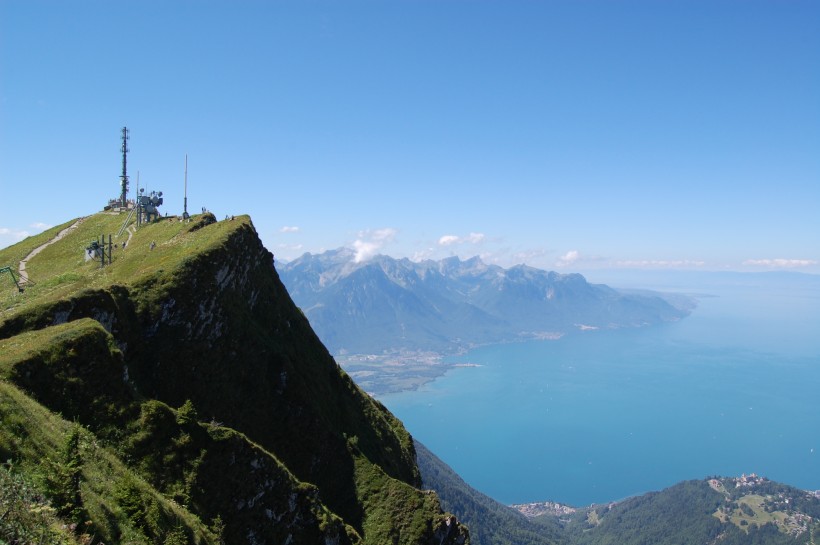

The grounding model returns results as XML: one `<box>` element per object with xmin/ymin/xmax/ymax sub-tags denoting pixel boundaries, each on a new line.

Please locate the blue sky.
<box><xmin>2</xmin><ymin>1</ymin><xmax>818</xmax><ymax>274</ymax></box>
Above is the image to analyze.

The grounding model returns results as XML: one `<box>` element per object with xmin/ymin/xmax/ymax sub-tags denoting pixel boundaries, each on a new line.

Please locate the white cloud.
<box><xmin>0</xmin><ymin>227</ymin><xmax>30</xmax><ymax>241</ymax></box>
<box><xmin>411</xmin><ymin>248</ymin><xmax>436</xmax><ymax>262</ymax></box>
<box><xmin>438</xmin><ymin>235</ymin><xmax>460</xmax><ymax>246</ymax></box>
<box><xmin>742</xmin><ymin>258</ymin><xmax>818</xmax><ymax>269</ymax></box>
<box><xmin>556</xmin><ymin>250</ymin><xmax>581</xmax><ymax>268</ymax></box>
<box><xmin>370</xmin><ymin>228</ymin><xmax>397</xmax><ymax>242</ymax></box>
<box><xmin>353</xmin><ymin>241</ymin><xmax>379</xmax><ymax>262</ymax></box>
<box><xmin>0</xmin><ymin>222</ymin><xmax>52</xmax><ymax>249</ymax></box>
<box><xmin>508</xmin><ymin>248</ymin><xmax>548</xmax><ymax>265</ymax></box>
<box><xmin>352</xmin><ymin>227</ymin><xmax>397</xmax><ymax>263</ymax></box>
<box><xmin>437</xmin><ymin>232</ymin><xmax>486</xmax><ymax>247</ymax></box>
<box><xmin>0</xmin><ymin>230</ymin><xmax>26</xmax><ymax>252</ymax></box>
<box><xmin>613</xmin><ymin>259</ymin><xmax>706</xmax><ymax>268</ymax></box>
<box><xmin>279</xmin><ymin>226</ymin><xmax>300</xmax><ymax>233</ymax></box>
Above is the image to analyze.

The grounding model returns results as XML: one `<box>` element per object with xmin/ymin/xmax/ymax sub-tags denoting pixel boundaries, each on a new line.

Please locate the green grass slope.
<box><xmin>0</xmin><ymin>211</ymin><xmax>468</xmax><ymax>545</ymax></box>
<box><xmin>0</xmin><ymin>318</ymin><xmax>356</xmax><ymax>544</ymax></box>
<box><xmin>0</xmin><ymin>380</ymin><xmax>218</xmax><ymax>545</ymax></box>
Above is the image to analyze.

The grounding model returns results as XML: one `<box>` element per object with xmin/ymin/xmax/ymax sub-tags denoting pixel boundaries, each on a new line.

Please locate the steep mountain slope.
<box><xmin>279</xmin><ymin>249</ymin><xmax>692</xmax><ymax>355</ymax></box>
<box><xmin>0</xmin><ymin>212</ymin><xmax>467</xmax><ymax>545</ymax></box>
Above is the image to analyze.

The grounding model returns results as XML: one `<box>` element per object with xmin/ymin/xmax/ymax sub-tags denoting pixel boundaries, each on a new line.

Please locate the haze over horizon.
<box><xmin>2</xmin><ymin>1</ymin><xmax>818</xmax><ymax>274</ymax></box>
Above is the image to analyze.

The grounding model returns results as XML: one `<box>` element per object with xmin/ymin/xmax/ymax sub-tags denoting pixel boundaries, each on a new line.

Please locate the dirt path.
<box><xmin>18</xmin><ymin>218</ymin><xmax>86</xmax><ymax>284</ymax></box>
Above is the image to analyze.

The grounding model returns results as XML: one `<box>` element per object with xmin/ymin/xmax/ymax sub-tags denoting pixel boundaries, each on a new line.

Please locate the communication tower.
<box><xmin>120</xmin><ymin>127</ymin><xmax>130</xmax><ymax>207</ymax></box>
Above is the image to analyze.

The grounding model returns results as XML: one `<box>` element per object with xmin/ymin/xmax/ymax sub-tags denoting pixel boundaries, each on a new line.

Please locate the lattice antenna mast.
<box><xmin>120</xmin><ymin>126</ymin><xmax>130</xmax><ymax>207</ymax></box>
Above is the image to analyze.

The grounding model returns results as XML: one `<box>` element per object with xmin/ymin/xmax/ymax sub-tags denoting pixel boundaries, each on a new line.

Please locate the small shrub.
<box><xmin>164</xmin><ymin>524</ymin><xmax>191</xmax><ymax>545</ymax></box>
<box><xmin>176</xmin><ymin>399</ymin><xmax>198</xmax><ymax>425</ymax></box>
<box><xmin>209</xmin><ymin>515</ymin><xmax>226</xmax><ymax>545</ymax></box>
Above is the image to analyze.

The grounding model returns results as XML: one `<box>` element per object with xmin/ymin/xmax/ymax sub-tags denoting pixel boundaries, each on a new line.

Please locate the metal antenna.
<box><xmin>135</xmin><ymin>171</ymin><xmax>141</xmax><ymax>226</ymax></box>
<box><xmin>120</xmin><ymin>127</ymin><xmax>130</xmax><ymax>207</ymax></box>
<box><xmin>183</xmin><ymin>154</ymin><xmax>190</xmax><ymax>219</ymax></box>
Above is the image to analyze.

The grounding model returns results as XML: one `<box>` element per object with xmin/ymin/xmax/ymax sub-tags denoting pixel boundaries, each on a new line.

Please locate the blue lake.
<box><xmin>380</xmin><ymin>273</ymin><xmax>820</xmax><ymax>506</ymax></box>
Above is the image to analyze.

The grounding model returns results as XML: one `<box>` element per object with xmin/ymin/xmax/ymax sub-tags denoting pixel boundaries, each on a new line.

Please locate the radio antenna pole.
<box><xmin>183</xmin><ymin>154</ymin><xmax>190</xmax><ymax>219</ymax></box>
<box><xmin>120</xmin><ymin>126</ymin><xmax>130</xmax><ymax>207</ymax></box>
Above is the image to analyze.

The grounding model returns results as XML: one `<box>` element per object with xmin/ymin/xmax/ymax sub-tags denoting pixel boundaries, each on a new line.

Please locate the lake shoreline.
<box><xmin>378</xmin><ymin>281</ymin><xmax>820</xmax><ymax>506</ymax></box>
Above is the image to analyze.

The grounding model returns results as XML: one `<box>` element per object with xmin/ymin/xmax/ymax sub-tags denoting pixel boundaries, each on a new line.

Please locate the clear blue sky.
<box><xmin>2</xmin><ymin>1</ymin><xmax>818</xmax><ymax>273</ymax></box>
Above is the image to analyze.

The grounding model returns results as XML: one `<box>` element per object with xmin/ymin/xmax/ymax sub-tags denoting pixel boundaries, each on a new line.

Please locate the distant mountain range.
<box><xmin>279</xmin><ymin>249</ymin><xmax>694</xmax><ymax>355</ymax></box>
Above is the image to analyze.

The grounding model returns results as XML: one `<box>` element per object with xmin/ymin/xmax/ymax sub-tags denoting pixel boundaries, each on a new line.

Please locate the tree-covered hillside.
<box><xmin>418</xmin><ymin>439</ymin><xmax>820</xmax><ymax>545</ymax></box>
<box><xmin>553</xmin><ymin>477</ymin><xmax>820</xmax><ymax>545</ymax></box>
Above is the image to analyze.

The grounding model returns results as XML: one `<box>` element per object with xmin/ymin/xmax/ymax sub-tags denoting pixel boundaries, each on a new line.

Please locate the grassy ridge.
<box><xmin>1</xmin><ymin>212</ymin><xmax>234</xmax><ymax>318</ymax></box>
<box><xmin>0</xmin><ymin>210</ymin><xmax>465</xmax><ymax>545</ymax></box>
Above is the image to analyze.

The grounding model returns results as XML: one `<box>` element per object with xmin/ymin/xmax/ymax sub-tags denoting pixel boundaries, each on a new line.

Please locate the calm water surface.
<box><xmin>380</xmin><ymin>274</ymin><xmax>820</xmax><ymax>506</ymax></box>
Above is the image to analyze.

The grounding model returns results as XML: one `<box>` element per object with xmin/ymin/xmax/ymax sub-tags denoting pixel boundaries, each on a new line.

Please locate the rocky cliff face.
<box><xmin>0</xmin><ymin>212</ymin><xmax>468</xmax><ymax>545</ymax></box>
